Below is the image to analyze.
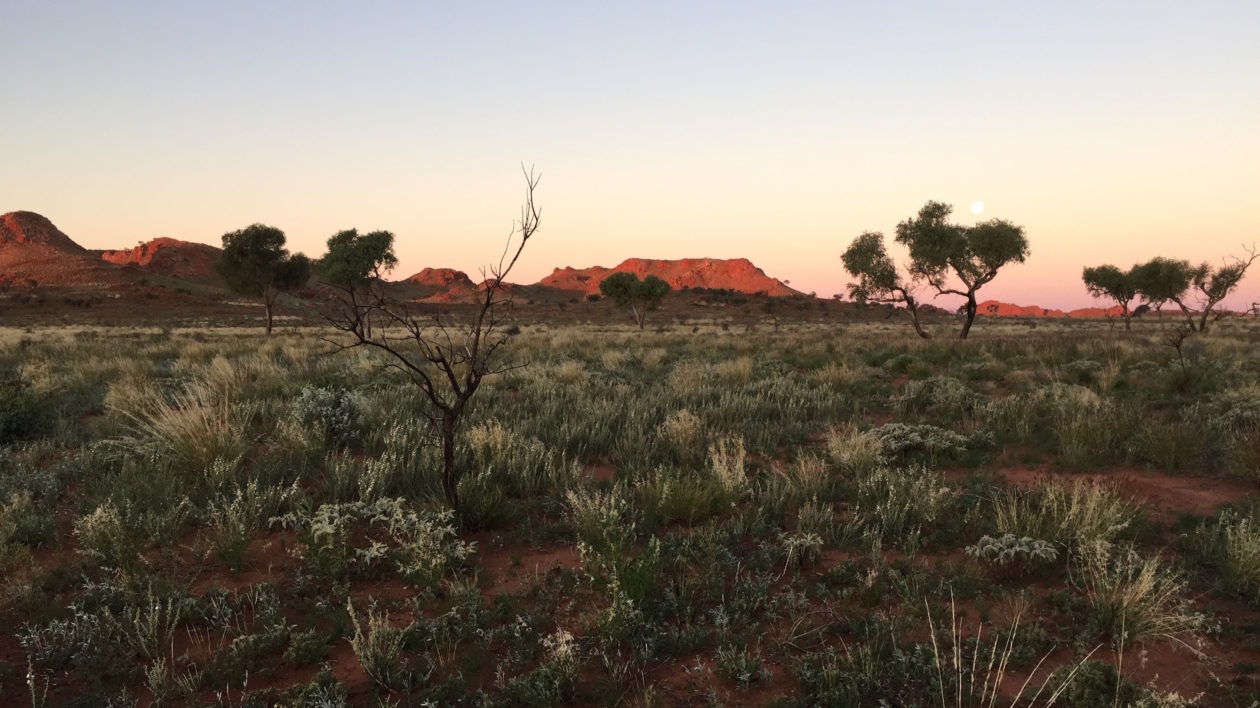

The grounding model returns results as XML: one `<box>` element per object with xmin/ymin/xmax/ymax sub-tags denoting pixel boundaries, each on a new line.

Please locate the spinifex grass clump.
<box><xmin>853</xmin><ymin>465</ymin><xmax>957</xmax><ymax>548</ymax></box>
<box><xmin>1195</xmin><ymin>509</ymin><xmax>1260</xmax><ymax>604</ymax></box>
<box><xmin>1074</xmin><ymin>541</ymin><xmax>1213</xmax><ymax>665</ymax></box>
<box><xmin>994</xmin><ymin>478</ymin><xmax>1141</xmax><ymax>553</ymax></box>
<box><xmin>111</xmin><ymin>380</ymin><xmax>255</xmax><ymax>472</ymax></box>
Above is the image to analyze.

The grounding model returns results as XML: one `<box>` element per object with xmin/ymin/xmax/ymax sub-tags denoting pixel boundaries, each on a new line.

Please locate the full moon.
<box><xmin>971</xmin><ymin>201</ymin><xmax>984</xmax><ymax>215</ymax></box>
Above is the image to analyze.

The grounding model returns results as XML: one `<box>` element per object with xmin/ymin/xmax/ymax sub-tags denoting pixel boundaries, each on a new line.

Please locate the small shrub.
<box><xmin>716</xmin><ymin>642</ymin><xmax>766</xmax><ymax>688</ymax></box>
<box><xmin>636</xmin><ymin>468</ymin><xmax>727</xmax><ymax>526</ymax></box>
<box><xmin>870</xmin><ymin>423</ymin><xmax>985</xmax><ymax>465</ymax></box>
<box><xmin>1044</xmin><ymin>660</ymin><xmax>1144</xmax><ymax>708</ymax></box>
<box><xmin>566</xmin><ymin>486</ymin><xmax>634</xmax><ymax>558</ymax></box>
<box><xmin>0</xmin><ymin>491</ymin><xmax>53</xmax><ymax>548</ymax></box>
<box><xmin>284</xmin><ymin>628</ymin><xmax>328</xmax><ymax>667</ymax></box>
<box><xmin>825</xmin><ymin>426</ymin><xmax>884</xmax><ymax>476</ymax></box>
<box><xmin>657</xmin><ymin>409</ymin><xmax>706</xmax><ymax>467</ymax></box>
<box><xmin>708</xmin><ymin>434</ymin><xmax>747</xmax><ymax>498</ymax></box>
<box><xmin>966</xmin><ymin>534</ymin><xmax>1058</xmax><ymax>577</ymax></box>
<box><xmin>853</xmin><ymin>466</ymin><xmax>956</xmax><ymax>545</ymax></box>
<box><xmin>1195</xmin><ymin>510</ymin><xmax>1260</xmax><ymax>604</ymax></box>
<box><xmin>714</xmin><ymin>356</ymin><xmax>754</xmax><ymax>385</ymax></box>
<box><xmin>782</xmin><ymin>455</ymin><xmax>836</xmax><ymax>502</ymax></box>
<box><xmin>293</xmin><ymin>385</ymin><xmax>360</xmax><ymax>447</ymax></box>
<box><xmin>780</xmin><ymin>531</ymin><xmax>824</xmax><ymax>572</ymax></box>
<box><xmin>272</xmin><ymin>498</ymin><xmax>473</xmax><ymax>585</ymax></box>
<box><xmin>893</xmin><ymin>376</ymin><xmax>978</xmax><ymax>421</ymax></box>
<box><xmin>205</xmin><ymin>479</ymin><xmax>300</xmax><ymax>572</ymax></box>
<box><xmin>347</xmin><ymin>598</ymin><xmax>412</xmax><ymax>691</ymax></box>
<box><xmin>796</xmin><ymin>497</ymin><xmax>837</xmax><ymax>542</ymax></box>
<box><xmin>74</xmin><ymin>501</ymin><xmax>137</xmax><ymax>570</ymax></box>
<box><xmin>0</xmin><ymin>369</ymin><xmax>47</xmax><ymax>443</ymax></box>
<box><xmin>1063</xmin><ymin>358</ymin><xmax>1102</xmax><ymax>386</ymax></box>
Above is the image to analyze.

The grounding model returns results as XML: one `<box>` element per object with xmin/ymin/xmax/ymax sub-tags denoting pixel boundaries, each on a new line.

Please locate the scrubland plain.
<box><xmin>2</xmin><ymin>317</ymin><xmax>1260</xmax><ymax>705</ymax></box>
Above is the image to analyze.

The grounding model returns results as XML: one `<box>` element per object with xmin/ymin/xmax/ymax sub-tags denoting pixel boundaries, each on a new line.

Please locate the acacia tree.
<box><xmin>895</xmin><ymin>202</ymin><xmax>1030</xmax><ymax>339</ymax></box>
<box><xmin>1081</xmin><ymin>264</ymin><xmax>1138</xmax><ymax>330</ymax></box>
<box><xmin>317</xmin><ymin>228</ymin><xmax>398</xmax><ymax>337</ymax></box>
<box><xmin>841</xmin><ymin>231</ymin><xmax>931</xmax><ymax>338</ymax></box>
<box><xmin>599</xmin><ymin>272</ymin><xmax>672</xmax><ymax>329</ymax></box>
<box><xmin>1130</xmin><ymin>256</ymin><xmax>1195</xmax><ymax>327</ymax></box>
<box><xmin>217</xmin><ymin>224</ymin><xmax>311</xmax><ymax>335</ymax></box>
<box><xmin>327</xmin><ymin>168</ymin><xmax>540</xmax><ymax>514</ymax></box>
<box><xmin>1187</xmin><ymin>245</ymin><xmax>1258</xmax><ymax>333</ymax></box>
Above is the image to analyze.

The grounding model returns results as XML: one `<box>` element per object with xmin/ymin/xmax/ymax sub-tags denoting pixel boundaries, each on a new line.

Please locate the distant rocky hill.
<box><xmin>3</xmin><ymin>211</ymin><xmax>1164</xmax><ymax>321</ymax></box>
<box><xmin>404</xmin><ymin>267</ymin><xmax>475</xmax><ymax>290</ymax></box>
<box><xmin>541</xmin><ymin>257</ymin><xmax>800</xmax><ymax>296</ymax></box>
<box><xmin>976</xmin><ymin>300</ymin><xmax>1126</xmax><ymax>318</ymax></box>
<box><xmin>99</xmin><ymin>237</ymin><xmax>222</xmax><ymax>283</ymax></box>
<box><xmin>1</xmin><ymin>211</ymin><xmax>88</xmax><ymax>253</ymax></box>
<box><xmin>0</xmin><ymin>211</ymin><xmax>130</xmax><ymax>288</ymax></box>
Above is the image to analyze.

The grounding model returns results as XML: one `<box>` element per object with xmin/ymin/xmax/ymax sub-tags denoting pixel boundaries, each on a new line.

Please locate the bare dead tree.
<box><xmin>325</xmin><ymin>167</ymin><xmax>540</xmax><ymax>513</ymax></box>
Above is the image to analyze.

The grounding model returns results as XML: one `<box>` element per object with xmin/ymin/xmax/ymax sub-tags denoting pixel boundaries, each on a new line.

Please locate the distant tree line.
<box><xmin>841</xmin><ymin>200</ymin><xmax>1257</xmax><ymax>338</ymax></box>
<box><xmin>1082</xmin><ymin>248</ymin><xmax>1258</xmax><ymax>332</ymax></box>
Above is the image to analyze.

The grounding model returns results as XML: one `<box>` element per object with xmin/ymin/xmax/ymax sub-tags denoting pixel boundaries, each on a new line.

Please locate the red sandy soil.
<box><xmin>98</xmin><ymin>237</ymin><xmax>222</xmax><ymax>283</ymax></box>
<box><xmin>475</xmin><ymin>536</ymin><xmax>581</xmax><ymax>598</ymax></box>
<box><xmin>541</xmin><ymin>257</ymin><xmax>801</xmax><ymax>297</ymax></box>
<box><xmin>988</xmin><ymin>466</ymin><xmax>1257</xmax><ymax>523</ymax></box>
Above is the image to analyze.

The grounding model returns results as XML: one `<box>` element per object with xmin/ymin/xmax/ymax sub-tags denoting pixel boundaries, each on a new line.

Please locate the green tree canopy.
<box><xmin>317</xmin><ymin>228</ymin><xmax>398</xmax><ymax>289</ymax></box>
<box><xmin>894</xmin><ymin>201</ymin><xmax>1030</xmax><ymax>338</ymax></box>
<box><xmin>1130</xmin><ymin>256</ymin><xmax>1195</xmax><ymax>329</ymax></box>
<box><xmin>1081</xmin><ymin>264</ymin><xmax>1138</xmax><ymax>330</ymax></box>
<box><xmin>599</xmin><ymin>272</ymin><xmax>672</xmax><ymax>329</ymax></box>
<box><xmin>217</xmin><ymin>224</ymin><xmax>311</xmax><ymax>335</ymax></box>
<box><xmin>1187</xmin><ymin>246</ymin><xmax>1258</xmax><ymax>332</ymax></box>
<box><xmin>841</xmin><ymin>231</ymin><xmax>930</xmax><ymax>338</ymax></box>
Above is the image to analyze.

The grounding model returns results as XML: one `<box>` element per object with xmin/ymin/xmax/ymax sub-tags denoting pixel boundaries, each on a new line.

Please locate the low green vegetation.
<box><xmin>1</xmin><ymin>317</ymin><xmax>1259</xmax><ymax>704</ymax></box>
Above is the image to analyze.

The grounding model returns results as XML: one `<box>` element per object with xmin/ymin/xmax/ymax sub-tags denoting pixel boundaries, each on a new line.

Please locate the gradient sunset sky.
<box><xmin>3</xmin><ymin>2</ymin><xmax>1257</xmax><ymax>309</ymax></box>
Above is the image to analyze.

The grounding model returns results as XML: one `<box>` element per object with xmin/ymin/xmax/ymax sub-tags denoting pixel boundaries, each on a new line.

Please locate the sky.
<box><xmin>2</xmin><ymin>2</ymin><xmax>1258</xmax><ymax>309</ymax></box>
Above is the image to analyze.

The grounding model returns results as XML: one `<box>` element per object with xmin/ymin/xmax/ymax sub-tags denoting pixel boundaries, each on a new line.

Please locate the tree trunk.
<box><xmin>1172</xmin><ymin>298</ymin><xmax>1198</xmax><ymax>332</ymax></box>
<box><xmin>264</xmin><ymin>297</ymin><xmax>274</xmax><ymax>336</ymax></box>
<box><xmin>632</xmin><ymin>305</ymin><xmax>644</xmax><ymax>329</ymax></box>
<box><xmin>441</xmin><ymin>414</ymin><xmax>459</xmax><ymax>511</ymax></box>
<box><xmin>1198</xmin><ymin>307</ymin><xmax>1212</xmax><ymax>334</ymax></box>
<box><xmin>1122</xmin><ymin>303</ymin><xmax>1131</xmax><ymax>331</ymax></box>
<box><xmin>959</xmin><ymin>293</ymin><xmax>978</xmax><ymax>339</ymax></box>
<box><xmin>907</xmin><ymin>304</ymin><xmax>931</xmax><ymax>339</ymax></box>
